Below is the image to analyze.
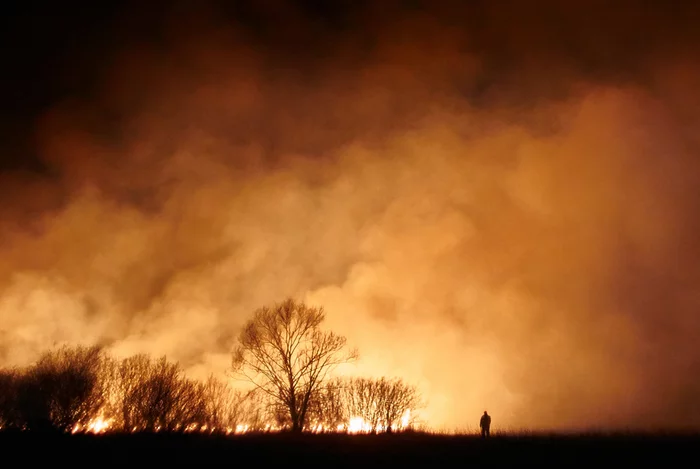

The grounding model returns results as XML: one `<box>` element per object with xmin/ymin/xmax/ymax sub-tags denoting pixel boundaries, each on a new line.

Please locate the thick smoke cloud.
<box><xmin>1</xmin><ymin>0</ymin><xmax>699</xmax><ymax>431</ymax></box>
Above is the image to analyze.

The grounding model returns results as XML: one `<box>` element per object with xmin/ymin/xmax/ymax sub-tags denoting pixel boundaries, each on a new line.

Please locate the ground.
<box><xmin>1</xmin><ymin>431</ymin><xmax>697</xmax><ymax>466</ymax></box>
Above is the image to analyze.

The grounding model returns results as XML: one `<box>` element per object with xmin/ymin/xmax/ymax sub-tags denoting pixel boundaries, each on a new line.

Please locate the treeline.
<box><xmin>0</xmin><ymin>345</ymin><xmax>421</xmax><ymax>434</ymax></box>
<box><xmin>1</xmin><ymin>299</ymin><xmax>423</xmax><ymax>434</ymax></box>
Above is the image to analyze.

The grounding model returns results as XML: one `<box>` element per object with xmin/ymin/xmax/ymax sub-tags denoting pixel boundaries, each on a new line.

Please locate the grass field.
<box><xmin>1</xmin><ymin>431</ymin><xmax>697</xmax><ymax>466</ymax></box>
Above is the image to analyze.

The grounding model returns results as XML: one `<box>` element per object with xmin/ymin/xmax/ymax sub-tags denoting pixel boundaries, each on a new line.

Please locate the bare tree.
<box><xmin>117</xmin><ymin>354</ymin><xmax>153</xmax><ymax>431</ymax></box>
<box><xmin>201</xmin><ymin>376</ymin><xmax>265</xmax><ymax>432</ymax></box>
<box><xmin>344</xmin><ymin>377</ymin><xmax>382</xmax><ymax>432</ymax></box>
<box><xmin>3</xmin><ymin>349</ymin><xmax>272</xmax><ymax>435</ymax></box>
<box><xmin>231</xmin><ymin>298</ymin><xmax>357</xmax><ymax>432</ymax></box>
<box><xmin>341</xmin><ymin>377</ymin><xmax>421</xmax><ymax>433</ymax></box>
<box><xmin>307</xmin><ymin>379</ymin><xmax>348</xmax><ymax>432</ymax></box>
<box><xmin>201</xmin><ymin>376</ymin><xmax>232</xmax><ymax>430</ymax></box>
<box><xmin>374</xmin><ymin>377</ymin><xmax>421</xmax><ymax>432</ymax></box>
<box><xmin>168</xmin><ymin>377</ymin><xmax>207</xmax><ymax>430</ymax></box>
<box><xmin>117</xmin><ymin>355</ymin><xmax>206</xmax><ymax>432</ymax></box>
<box><xmin>95</xmin><ymin>355</ymin><xmax>123</xmax><ymax>430</ymax></box>
<box><xmin>233</xmin><ymin>387</ymin><xmax>273</xmax><ymax>432</ymax></box>
<box><xmin>12</xmin><ymin>345</ymin><xmax>107</xmax><ymax>432</ymax></box>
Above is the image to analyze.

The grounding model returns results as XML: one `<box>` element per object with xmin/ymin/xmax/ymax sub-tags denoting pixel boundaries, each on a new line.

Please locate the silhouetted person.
<box><xmin>480</xmin><ymin>411</ymin><xmax>491</xmax><ymax>438</ymax></box>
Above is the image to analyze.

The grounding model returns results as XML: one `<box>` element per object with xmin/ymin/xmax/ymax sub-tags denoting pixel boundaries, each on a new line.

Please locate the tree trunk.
<box><xmin>289</xmin><ymin>399</ymin><xmax>300</xmax><ymax>433</ymax></box>
<box><xmin>298</xmin><ymin>391</ymin><xmax>311</xmax><ymax>433</ymax></box>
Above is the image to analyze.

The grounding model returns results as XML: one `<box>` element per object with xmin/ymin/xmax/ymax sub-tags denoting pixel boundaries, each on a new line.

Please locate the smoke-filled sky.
<box><xmin>1</xmin><ymin>0</ymin><xmax>700</xmax><ymax>432</ymax></box>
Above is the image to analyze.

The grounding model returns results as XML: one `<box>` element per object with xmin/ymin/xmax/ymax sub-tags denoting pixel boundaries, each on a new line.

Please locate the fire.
<box><xmin>401</xmin><ymin>410</ymin><xmax>411</xmax><ymax>428</ymax></box>
<box><xmin>344</xmin><ymin>411</ymin><xmax>413</xmax><ymax>434</ymax></box>
<box><xmin>348</xmin><ymin>417</ymin><xmax>372</xmax><ymax>434</ymax></box>
<box><xmin>309</xmin><ymin>423</ymin><xmax>328</xmax><ymax>433</ymax></box>
<box><xmin>72</xmin><ymin>416</ymin><xmax>113</xmax><ymax>434</ymax></box>
<box><xmin>235</xmin><ymin>424</ymin><xmax>249</xmax><ymax>433</ymax></box>
<box><xmin>64</xmin><ymin>411</ymin><xmax>414</xmax><ymax>435</ymax></box>
<box><xmin>88</xmin><ymin>417</ymin><xmax>112</xmax><ymax>433</ymax></box>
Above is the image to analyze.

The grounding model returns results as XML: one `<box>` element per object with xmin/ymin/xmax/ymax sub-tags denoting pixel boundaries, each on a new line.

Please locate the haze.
<box><xmin>1</xmin><ymin>0</ymin><xmax>699</xmax><ymax>432</ymax></box>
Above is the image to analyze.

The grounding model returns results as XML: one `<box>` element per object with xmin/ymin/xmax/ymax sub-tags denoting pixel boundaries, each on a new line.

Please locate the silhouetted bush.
<box><xmin>0</xmin><ymin>369</ymin><xmax>20</xmax><ymax>429</ymax></box>
<box><xmin>3</xmin><ymin>345</ymin><xmax>107</xmax><ymax>432</ymax></box>
<box><xmin>309</xmin><ymin>377</ymin><xmax>422</xmax><ymax>433</ymax></box>
<box><xmin>201</xmin><ymin>376</ymin><xmax>267</xmax><ymax>432</ymax></box>
<box><xmin>308</xmin><ymin>379</ymin><xmax>348</xmax><ymax>432</ymax></box>
<box><xmin>116</xmin><ymin>355</ymin><xmax>205</xmax><ymax>432</ymax></box>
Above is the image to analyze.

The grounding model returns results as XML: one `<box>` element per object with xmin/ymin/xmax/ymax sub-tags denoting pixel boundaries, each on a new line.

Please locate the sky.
<box><xmin>1</xmin><ymin>0</ymin><xmax>700</xmax><ymax>432</ymax></box>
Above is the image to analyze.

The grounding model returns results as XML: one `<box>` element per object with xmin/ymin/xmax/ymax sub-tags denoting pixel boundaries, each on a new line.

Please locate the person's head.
<box><xmin>484</xmin><ymin>411</ymin><xmax>488</xmax><ymax>415</ymax></box>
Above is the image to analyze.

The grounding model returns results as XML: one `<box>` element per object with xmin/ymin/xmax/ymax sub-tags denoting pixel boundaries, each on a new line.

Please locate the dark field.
<box><xmin>1</xmin><ymin>431</ymin><xmax>698</xmax><ymax>466</ymax></box>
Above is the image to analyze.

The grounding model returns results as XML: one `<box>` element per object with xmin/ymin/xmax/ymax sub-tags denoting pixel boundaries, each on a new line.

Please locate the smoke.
<box><xmin>1</xmin><ymin>0</ymin><xmax>700</xmax><ymax>431</ymax></box>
